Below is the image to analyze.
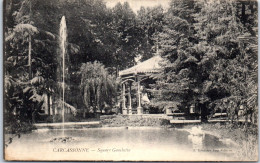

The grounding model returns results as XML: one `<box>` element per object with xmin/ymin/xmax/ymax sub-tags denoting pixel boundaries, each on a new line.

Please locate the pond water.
<box><xmin>5</xmin><ymin>127</ymin><xmax>237</xmax><ymax>161</ymax></box>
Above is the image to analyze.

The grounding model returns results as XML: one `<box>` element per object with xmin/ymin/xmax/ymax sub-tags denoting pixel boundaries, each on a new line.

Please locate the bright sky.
<box><xmin>103</xmin><ymin>0</ymin><xmax>171</xmax><ymax>13</ymax></box>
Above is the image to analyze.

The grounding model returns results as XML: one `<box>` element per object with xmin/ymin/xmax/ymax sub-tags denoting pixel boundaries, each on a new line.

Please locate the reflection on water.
<box><xmin>188</xmin><ymin>134</ymin><xmax>204</xmax><ymax>150</ymax></box>
<box><xmin>5</xmin><ymin>127</ymin><xmax>237</xmax><ymax>161</ymax></box>
<box><xmin>187</xmin><ymin>131</ymin><xmax>236</xmax><ymax>160</ymax></box>
<box><xmin>188</xmin><ymin>134</ymin><xmax>229</xmax><ymax>150</ymax></box>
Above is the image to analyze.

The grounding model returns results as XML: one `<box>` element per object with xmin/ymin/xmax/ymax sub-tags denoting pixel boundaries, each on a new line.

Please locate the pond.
<box><xmin>5</xmin><ymin>127</ymin><xmax>237</xmax><ymax>161</ymax></box>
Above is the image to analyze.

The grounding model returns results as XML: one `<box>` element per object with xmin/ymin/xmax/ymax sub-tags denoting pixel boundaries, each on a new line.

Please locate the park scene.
<box><xmin>4</xmin><ymin>0</ymin><xmax>258</xmax><ymax>161</ymax></box>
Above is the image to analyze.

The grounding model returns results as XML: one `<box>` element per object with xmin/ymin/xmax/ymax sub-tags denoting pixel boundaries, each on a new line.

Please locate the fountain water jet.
<box><xmin>60</xmin><ymin>16</ymin><xmax>67</xmax><ymax>137</ymax></box>
<box><xmin>50</xmin><ymin>16</ymin><xmax>74</xmax><ymax>143</ymax></box>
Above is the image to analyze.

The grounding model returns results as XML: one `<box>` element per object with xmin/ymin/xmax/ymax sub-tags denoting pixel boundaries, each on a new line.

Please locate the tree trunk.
<box><xmin>200</xmin><ymin>103</ymin><xmax>208</xmax><ymax>122</ymax></box>
<box><xmin>83</xmin><ymin>106</ymin><xmax>86</xmax><ymax>118</ymax></box>
<box><xmin>116</xmin><ymin>66</ymin><xmax>119</xmax><ymax>77</ymax></box>
<box><xmin>241</xmin><ymin>2</ymin><xmax>246</xmax><ymax>24</ymax></box>
<box><xmin>52</xmin><ymin>95</ymin><xmax>55</xmax><ymax>122</ymax></box>
<box><xmin>47</xmin><ymin>93</ymin><xmax>50</xmax><ymax>116</ymax></box>
<box><xmin>32</xmin><ymin>101</ymin><xmax>44</xmax><ymax>123</ymax></box>
<box><xmin>28</xmin><ymin>34</ymin><xmax>32</xmax><ymax>79</ymax></box>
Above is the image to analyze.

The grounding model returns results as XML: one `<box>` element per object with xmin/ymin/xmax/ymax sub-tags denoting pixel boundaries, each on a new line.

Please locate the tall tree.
<box><xmin>136</xmin><ymin>5</ymin><xmax>165</xmax><ymax>61</ymax></box>
<box><xmin>79</xmin><ymin>61</ymin><xmax>117</xmax><ymax>117</ymax></box>
<box><xmin>192</xmin><ymin>0</ymin><xmax>257</xmax><ymax>122</ymax></box>
<box><xmin>148</xmin><ymin>0</ymin><xmax>199</xmax><ymax>115</ymax></box>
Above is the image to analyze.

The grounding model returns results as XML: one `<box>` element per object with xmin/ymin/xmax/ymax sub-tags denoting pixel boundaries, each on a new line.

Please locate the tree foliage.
<box><xmin>4</xmin><ymin>0</ymin><xmax>258</xmax><ymax>125</ymax></box>
<box><xmin>80</xmin><ymin>61</ymin><xmax>117</xmax><ymax>116</ymax></box>
<box><xmin>149</xmin><ymin>0</ymin><xmax>257</xmax><ymax>123</ymax></box>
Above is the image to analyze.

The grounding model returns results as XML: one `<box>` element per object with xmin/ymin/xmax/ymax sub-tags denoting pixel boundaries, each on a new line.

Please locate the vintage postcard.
<box><xmin>3</xmin><ymin>0</ymin><xmax>258</xmax><ymax>161</ymax></box>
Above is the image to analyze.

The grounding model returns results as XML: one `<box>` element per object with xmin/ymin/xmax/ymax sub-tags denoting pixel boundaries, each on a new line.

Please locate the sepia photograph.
<box><xmin>3</xmin><ymin>0</ymin><xmax>258</xmax><ymax>161</ymax></box>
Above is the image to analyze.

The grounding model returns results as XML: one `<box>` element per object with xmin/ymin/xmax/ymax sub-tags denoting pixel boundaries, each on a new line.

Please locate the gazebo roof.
<box><xmin>119</xmin><ymin>55</ymin><xmax>164</xmax><ymax>77</ymax></box>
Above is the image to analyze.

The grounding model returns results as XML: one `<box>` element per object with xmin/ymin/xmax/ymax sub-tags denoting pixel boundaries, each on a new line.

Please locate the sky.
<box><xmin>103</xmin><ymin>0</ymin><xmax>171</xmax><ymax>13</ymax></box>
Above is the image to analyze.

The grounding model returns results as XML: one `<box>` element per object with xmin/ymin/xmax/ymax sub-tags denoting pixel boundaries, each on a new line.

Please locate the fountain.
<box><xmin>60</xmin><ymin>16</ymin><xmax>67</xmax><ymax>137</ymax></box>
<box><xmin>50</xmin><ymin>16</ymin><xmax>72</xmax><ymax>143</ymax></box>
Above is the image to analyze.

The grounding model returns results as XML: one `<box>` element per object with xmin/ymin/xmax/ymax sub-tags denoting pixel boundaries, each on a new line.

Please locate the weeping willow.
<box><xmin>80</xmin><ymin>61</ymin><xmax>117</xmax><ymax>117</ymax></box>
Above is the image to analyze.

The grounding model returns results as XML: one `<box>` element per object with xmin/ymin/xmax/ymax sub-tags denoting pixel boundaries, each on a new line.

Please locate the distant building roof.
<box><xmin>119</xmin><ymin>55</ymin><xmax>164</xmax><ymax>76</ymax></box>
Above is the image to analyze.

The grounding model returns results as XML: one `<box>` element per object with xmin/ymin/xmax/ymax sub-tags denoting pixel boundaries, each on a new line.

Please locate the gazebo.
<box><xmin>118</xmin><ymin>55</ymin><xmax>164</xmax><ymax>115</ymax></box>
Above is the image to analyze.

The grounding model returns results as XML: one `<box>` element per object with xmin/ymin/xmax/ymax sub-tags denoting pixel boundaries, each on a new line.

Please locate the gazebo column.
<box><xmin>128</xmin><ymin>83</ymin><xmax>132</xmax><ymax>115</ymax></box>
<box><xmin>122</xmin><ymin>83</ymin><xmax>127</xmax><ymax>115</ymax></box>
<box><xmin>137</xmin><ymin>79</ymin><xmax>143</xmax><ymax>114</ymax></box>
